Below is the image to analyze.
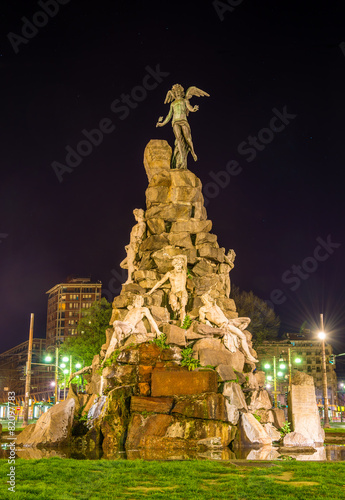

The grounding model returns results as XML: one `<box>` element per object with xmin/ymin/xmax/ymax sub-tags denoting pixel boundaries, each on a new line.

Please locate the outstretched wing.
<box><xmin>164</xmin><ymin>90</ymin><xmax>175</xmax><ymax>104</ymax></box>
<box><xmin>185</xmin><ymin>86</ymin><xmax>210</xmax><ymax>100</ymax></box>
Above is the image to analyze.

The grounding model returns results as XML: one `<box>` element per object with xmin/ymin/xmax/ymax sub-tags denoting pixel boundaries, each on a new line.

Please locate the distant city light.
<box><xmin>294</xmin><ymin>358</ymin><xmax>302</xmax><ymax>364</ymax></box>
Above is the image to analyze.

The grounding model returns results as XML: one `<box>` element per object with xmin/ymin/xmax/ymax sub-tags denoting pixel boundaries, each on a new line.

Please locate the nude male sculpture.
<box><xmin>199</xmin><ymin>292</ymin><xmax>258</xmax><ymax>363</ymax></box>
<box><xmin>147</xmin><ymin>255</ymin><xmax>188</xmax><ymax>322</ymax></box>
<box><xmin>103</xmin><ymin>295</ymin><xmax>162</xmax><ymax>363</ymax></box>
<box><xmin>120</xmin><ymin>208</ymin><xmax>146</xmax><ymax>284</ymax></box>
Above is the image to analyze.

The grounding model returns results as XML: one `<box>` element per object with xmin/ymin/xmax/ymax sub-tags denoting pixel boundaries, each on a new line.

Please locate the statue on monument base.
<box><xmin>103</xmin><ymin>295</ymin><xmax>162</xmax><ymax>363</ymax></box>
<box><xmin>199</xmin><ymin>292</ymin><xmax>258</xmax><ymax>363</ymax></box>
<box><xmin>156</xmin><ymin>84</ymin><xmax>209</xmax><ymax>169</ymax></box>
<box><xmin>147</xmin><ymin>254</ymin><xmax>188</xmax><ymax>323</ymax></box>
<box><xmin>120</xmin><ymin>208</ymin><xmax>146</xmax><ymax>285</ymax></box>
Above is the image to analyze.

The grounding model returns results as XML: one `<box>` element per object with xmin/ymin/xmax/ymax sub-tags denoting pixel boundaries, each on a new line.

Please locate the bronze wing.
<box><xmin>185</xmin><ymin>86</ymin><xmax>210</xmax><ymax>101</ymax></box>
<box><xmin>164</xmin><ymin>90</ymin><xmax>175</xmax><ymax>104</ymax></box>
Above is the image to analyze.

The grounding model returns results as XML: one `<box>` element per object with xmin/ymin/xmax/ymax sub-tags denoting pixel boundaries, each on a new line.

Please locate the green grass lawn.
<box><xmin>325</xmin><ymin>427</ymin><xmax>345</xmax><ymax>433</ymax></box>
<box><xmin>0</xmin><ymin>459</ymin><xmax>344</xmax><ymax>500</ymax></box>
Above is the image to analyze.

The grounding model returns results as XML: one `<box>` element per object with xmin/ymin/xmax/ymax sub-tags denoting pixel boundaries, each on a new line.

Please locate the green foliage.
<box><xmin>280</xmin><ymin>421</ymin><xmax>292</xmax><ymax>437</ymax></box>
<box><xmin>279</xmin><ymin>455</ymin><xmax>296</xmax><ymax>461</ymax></box>
<box><xmin>60</xmin><ymin>297</ymin><xmax>112</xmax><ymax>366</ymax></box>
<box><xmin>252</xmin><ymin>411</ymin><xmax>262</xmax><ymax>422</ymax></box>
<box><xmin>181</xmin><ymin>347</ymin><xmax>201</xmax><ymax>371</ymax></box>
<box><xmin>151</xmin><ymin>333</ymin><xmax>169</xmax><ymax>350</ymax></box>
<box><xmin>181</xmin><ymin>314</ymin><xmax>192</xmax><ymax>330</ymax></box>
<box><xmin>230</xmin><ymin>285</ymin><xmax>280</xmax><ymax>346</ymax></box>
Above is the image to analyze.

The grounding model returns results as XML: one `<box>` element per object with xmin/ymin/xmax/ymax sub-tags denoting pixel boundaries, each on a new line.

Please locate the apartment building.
<box><xmin>46</xmin><ymin>277</ymin><xmax>101</xmax><ymax>348</ymax></box>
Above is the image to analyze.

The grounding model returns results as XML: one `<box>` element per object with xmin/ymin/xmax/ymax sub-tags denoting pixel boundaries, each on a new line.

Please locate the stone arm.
<box><xmin>156</xmin><ymin>105</ymin><xmax>173</xmax><ymax>127</ymax></box>
<box><xmin>147</xmin><ymin>272</ymin><xmax>170</xmax><ymax>295</ymax></box>
<box><xmin>186</xmin><ymin>100</ymin><xmax>199</xmax><ymax>113</ymax></box>
<box><xmin>68</xmin><ymin>365</ymin><xmax>91</xmax><ymax>383</ymax></box>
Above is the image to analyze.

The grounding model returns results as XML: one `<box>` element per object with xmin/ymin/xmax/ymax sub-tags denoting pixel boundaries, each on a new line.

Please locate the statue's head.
<box><xmin>201</xmin><ymin>292</ymin><xmax>215</xmax><ymax>306</ymax></box>
<box><xmin>172</xmin><ymin>255</ymin><xmax>187</xmax><ymax>271</ymax></box>
<box><xmin>172</xmin><ymin>84</ymin><xmax>184</xmax><ymax>98</ymax></box>
<box><xmin>133</xmin><ymin>208</ymin><xmax>145</xmax><ymax>221</ymax></box>
<box><xmin>132</xmin><ymin>294</ymin><xmax>144</xmax><ymax>308</ymax></box>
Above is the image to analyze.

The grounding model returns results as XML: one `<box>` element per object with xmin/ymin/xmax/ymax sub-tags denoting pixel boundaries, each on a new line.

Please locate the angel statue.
<box><xmin>156</xmin><ymin>84</ymin><xmax>210</xmax><ymax>170</ymax></box>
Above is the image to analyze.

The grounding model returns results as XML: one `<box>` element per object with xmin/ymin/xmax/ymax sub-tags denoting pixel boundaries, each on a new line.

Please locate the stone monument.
<box><xmin>287</xmin><ymin>371</ymin><xmax>325</xmax><ymax>445</ymax></box>
<box><xmin>17</xmin><ymin>88</ymin><xmax>293</xmax><ymax>458</ymax></box>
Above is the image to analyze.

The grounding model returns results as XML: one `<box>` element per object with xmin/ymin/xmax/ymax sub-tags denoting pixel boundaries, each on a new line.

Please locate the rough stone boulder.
<box><xmin>223</xmin><ymin>382</ymin><xmax>248</xmax><ymax>411</ymax></box>
<box><xmin>239</xmin><ymin>413</ymin><xmax>272</xmax><ymax>446</ymax></box>
<box><xmin>263</xmin><ymin>423</ymin><xmax>281</xmax><ymax>441</ymax></box>
<box><xmin>151</xmin><ymin>367</ymin><xmax>218</xmax><ymax>397</ymax></box>
<box><xmin>16</xmin><ymin>398</ymin><xmax>76</xmax><ymax>448</ymax></box>
<box><xmin>283</xmin><ymin>431</ymin><xmax>315</xmax><ymax>448</ymax></box>
<box><xmin>172</xmin><ymin>393</ymin><xmax>239</xmax><ymax>424</ymax></box>
<box><xmin>247</xmin><ymin>390</ymin><xmax>272</xmax><ymax>411</ymax></box>
<box><xmin>126</xmin><ymin>413</ymin><xmax>237</xmax><ymax>450</ymax></box>
<box><xmin>144</xmin><ymin>139</ymin><xmax>171</xmax><ymax>182</ymax></box>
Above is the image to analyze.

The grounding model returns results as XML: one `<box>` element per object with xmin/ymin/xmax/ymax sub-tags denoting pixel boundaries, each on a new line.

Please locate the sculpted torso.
<box><xmin>168</xmin><ymin>270</ymin><xmax>187</xmax><ymax>293</ymax></box>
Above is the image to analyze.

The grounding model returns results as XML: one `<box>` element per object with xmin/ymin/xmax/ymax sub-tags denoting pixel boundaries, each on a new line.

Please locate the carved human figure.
<box><xmin>103</xmin><ymin>295</ymin><xmax>162</xmax><ymax>363</ymax></box>
<box><xmin>219</xmin><ymin>248</ymin><xmax>236</xmax><ymax>297</ymax></box>
<box><xmin>156</xmin><ymin>84</ymin><xmax>209</xmax><ymax>169</ymax></box>
<box><xmin>147</xmin><ymin>255</ymin><xmax>188</xmax><ymax>322</ymax></box>
<box><xmin>199</xmin><ymin>292</ymin><xmax>258</xmax><ymax>363</ymax></box>
<box><xmin>120</xmin><ymin>208</ymin><xmax>146</xmax><ymax>284</ymax></box>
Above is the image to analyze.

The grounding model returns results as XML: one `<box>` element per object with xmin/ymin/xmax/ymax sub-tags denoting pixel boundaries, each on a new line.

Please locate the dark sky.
<box><xmin>1</xmin><ymin>1</ymin><xmax>345</xmax><ymax>375</ymax></box>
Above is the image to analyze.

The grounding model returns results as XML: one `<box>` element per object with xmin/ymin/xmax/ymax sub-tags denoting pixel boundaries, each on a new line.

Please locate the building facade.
<box><xmin>46</xmin><ymin>277</ymin><xmax>102</xmax><ymax>348</ymax></box>
<box><xmin>256</xmin><ymin>334</ymin><xmax>338</xmax><ymax>408</ymax></box>
<box><xmin>0</xmin><ymin>339</ymin><xmax>52</xmax><ymax>404</ymax></box>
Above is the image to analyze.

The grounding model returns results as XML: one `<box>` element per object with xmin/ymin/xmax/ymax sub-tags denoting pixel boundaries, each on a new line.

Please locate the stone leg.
<box><xmin>227</xmin><ymin>326</ymin><xmax>258</xmax><ymax>363</ymax></box>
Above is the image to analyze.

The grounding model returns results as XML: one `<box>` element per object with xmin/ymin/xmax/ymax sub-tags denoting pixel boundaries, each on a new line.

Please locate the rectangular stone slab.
<box><xmin>151</xmin><ymin>368</ymin><xmax>218</xmax><ymax>396</ymax></box>
<box><xmin>130</xmin><ymin>396</ymin><xmax>174</xmax><ymax>414</ymax></box>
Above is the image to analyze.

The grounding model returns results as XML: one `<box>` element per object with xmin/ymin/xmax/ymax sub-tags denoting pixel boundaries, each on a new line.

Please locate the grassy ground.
<box><xmin>325</xmin><ymin>427</ymin><xmax>345</xmax><ymax>433</ymax></box>
<box><xmin>0</xmin><ymin>459</ymin><xmax>344</xmax><ymax>500</ymax></box>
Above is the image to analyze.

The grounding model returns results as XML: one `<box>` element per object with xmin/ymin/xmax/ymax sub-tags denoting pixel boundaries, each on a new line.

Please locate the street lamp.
<box><xmin>318</xmin><ymin>315</ymin><xmax>330</xmax><ymax>428</ymax></box>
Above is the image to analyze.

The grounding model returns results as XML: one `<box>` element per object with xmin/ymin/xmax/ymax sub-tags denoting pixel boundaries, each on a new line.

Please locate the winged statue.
<box><xmin>156</xmin><ymin>84</ymin><xmax>210</xmax><ymax>169</ymax></box>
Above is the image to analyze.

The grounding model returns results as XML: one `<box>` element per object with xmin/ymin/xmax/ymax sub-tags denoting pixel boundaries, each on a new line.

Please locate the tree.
<box><xmin>230</xmin><ymin>285</ymin><xmax>280</xmax><ymax>346</ymax></box>
<box><xmin>60</xmin><ymin>298</ymin><xmax>112</xmax><ymax>366</ymax></box>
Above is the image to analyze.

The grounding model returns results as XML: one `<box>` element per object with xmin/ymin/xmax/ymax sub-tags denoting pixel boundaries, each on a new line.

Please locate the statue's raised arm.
<box><xmin>156</xmin><ymin>84</ymin><xmax>209</xmax><ymax>170</ymax></box>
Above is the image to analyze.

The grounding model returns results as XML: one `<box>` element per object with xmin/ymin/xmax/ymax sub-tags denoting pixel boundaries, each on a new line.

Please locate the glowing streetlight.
<box><xmin>60</xmin><ymin>363</ymin><xmax>66</xmax><ymax>369</ymax></box>
<box><xmin>75</xmin><ymin>363</ymin><xmax>82</xmax><ymax>369</ymax></box>
<box><xmin>45</xmin><ymin>355</ymin><xmax>52</xmax><ymax>363</ymax></box>
<box><xmin>62</xmin><ymin>356</ymin><xmax>69</xmax><ymax>362</ymax></box>
<box><xmin>294</xmin><ymin>357</ymin><xmax>302</xmax><ymax>364</ymax></box>
<box><xmin>279</xmin><ymin>363</ymin><xmax>286</xmax><ymax>369</ymax></box>
<box><xmin>277</xmin><ymin>371</ymin><xmax>283</xmax><ymax>377</ymax></box>
<box><xmin>318</xmin><ymin>315</ymin><xmax>330</xmax><ymax>428</ymax></box>
<box><xmin>264</xmin><ymin>363</ymin><xmax>271</xmax><ymax>369</ymax></box>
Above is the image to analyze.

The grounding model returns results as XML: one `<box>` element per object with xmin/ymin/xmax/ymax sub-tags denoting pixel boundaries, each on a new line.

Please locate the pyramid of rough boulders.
<box><xmin>17</xmin><ymin>140</ymin><xmax>286</xmax><ymax>459</ymax></box>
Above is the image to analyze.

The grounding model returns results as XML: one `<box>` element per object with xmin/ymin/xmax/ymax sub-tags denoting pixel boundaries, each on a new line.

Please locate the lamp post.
<box><xmin>318</xmin><ymin>313</ymin><xmax>330</xmax><ymax>428</ymax></box>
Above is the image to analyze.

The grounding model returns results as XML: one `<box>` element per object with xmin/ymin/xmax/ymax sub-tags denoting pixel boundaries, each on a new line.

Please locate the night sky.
<box><xmin>1</xmin><ymin>1</ymin><xmax>345</xmax><ymax>375</ymax></box>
